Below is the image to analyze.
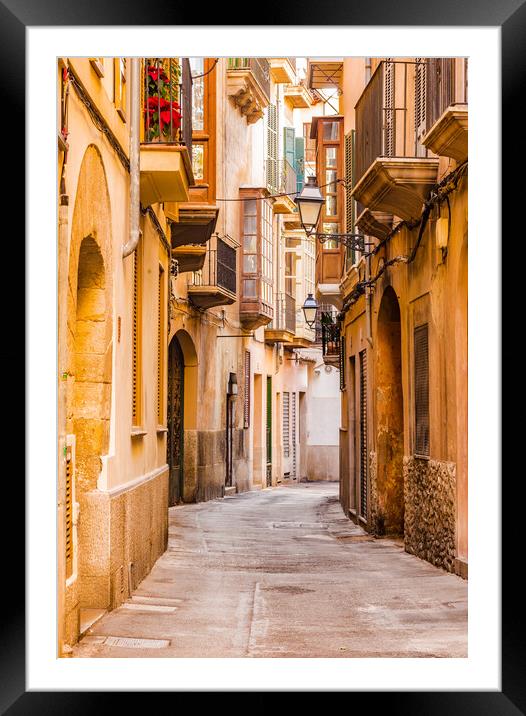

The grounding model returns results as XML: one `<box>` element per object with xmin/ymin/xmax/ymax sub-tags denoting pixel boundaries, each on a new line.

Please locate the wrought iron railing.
<box><xmin>425</xmin><ymin>58</ymin><xmax>467</xmax><ymax>132</ymax></box>
<box><xmin>188</xmin><ymin>238</ymin><xmax>236</xmax><ymax>294</ymax></box>
<box><xmin>266</xmin><ymin>158</ymin><xmax>298</xmax><ymax>198</ymax></box>
<box><xmin>227</xmin><ymin>57</ymin><xmax>271</xmax><ymax>100</ymax></box>
<box><xmin>314</xmin><ymin>305</ymin><xmax>338</xmax><ymax>344</ymax></box>
<box><xmin>321</xmin><ymin>320</ymin><xmax>341</xmax><ymax>358</ymax></box>
<box><xmin>269</xmin><ymin>292</ymin><xmax>296</xmax><ymax>333</ymax></box>
<box><xmin>143</xmin><ymin>58</ymin><xmax>193</xmax><ymax>154</ymax></box>
<box><xmin>355</xmin><ymin>60</ymin><xmax>427</xmax><ymax>185</ymax></box>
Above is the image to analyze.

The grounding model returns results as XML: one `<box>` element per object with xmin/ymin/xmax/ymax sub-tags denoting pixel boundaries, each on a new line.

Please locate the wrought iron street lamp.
<box><xmin>301</xmin><ymin>293</ymin><xmax>318</xmax><ymax>329</ymax></box>
<box><xmin>294</xmin><ymin>175</ymin><xmax>369</xmax><ymax>254</ymax></box>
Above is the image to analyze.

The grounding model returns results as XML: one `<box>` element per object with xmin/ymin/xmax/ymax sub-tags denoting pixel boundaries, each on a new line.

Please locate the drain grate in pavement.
<box><xmin>103</xmin><ymin>636</ymin><xmax>170</xmax><ymax>649</ymax></box>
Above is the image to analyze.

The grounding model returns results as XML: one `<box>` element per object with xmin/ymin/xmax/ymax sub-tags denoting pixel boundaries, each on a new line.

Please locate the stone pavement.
<box><xmin>73</xmin><ymin>482</ymin><xmax>467</xmax><ymax>658</ymax></box>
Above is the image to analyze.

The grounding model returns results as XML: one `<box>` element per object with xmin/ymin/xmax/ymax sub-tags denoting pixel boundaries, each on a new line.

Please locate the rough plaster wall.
<box><xmin>403</xmin><ymin>456</ymin><xmax>457</xmax><ymax>573</ymax></box>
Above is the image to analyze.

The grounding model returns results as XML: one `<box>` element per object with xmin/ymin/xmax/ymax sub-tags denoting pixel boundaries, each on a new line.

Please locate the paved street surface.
<box><xmin>74</xmin><ymin>483</ymin><xmax>467</xmax><ymax>658</ymax></box>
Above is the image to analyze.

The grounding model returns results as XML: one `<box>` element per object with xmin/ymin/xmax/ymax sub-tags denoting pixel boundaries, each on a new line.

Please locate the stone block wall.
<box><xmin>403</xmin><ymin>456</ymin><xmax>456</xmax><ymax>572</ymax></box>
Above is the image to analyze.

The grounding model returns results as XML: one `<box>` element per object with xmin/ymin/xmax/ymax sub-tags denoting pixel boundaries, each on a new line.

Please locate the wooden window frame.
<box><xmin>89</xmin><ymin>58</ymin><xmax>105</xmax><ymax>78</ymax></box>
<box><xmin>189</xmin><ymin>57</ymin><xmax>217</xmax><ymax>202</ymax></box>
<box><xmin>239</xmin><ymin>188</ymin><xmax>274</xmax><ymax>317</ymax></box>
<box><xmin>114</xmin><ymin>57</ymin><xmax>127</xmax><ymax>122</ymax></box>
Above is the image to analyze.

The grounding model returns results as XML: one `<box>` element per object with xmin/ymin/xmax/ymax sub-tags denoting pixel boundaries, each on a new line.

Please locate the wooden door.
<box><xmin>167</xmin><ymin>337</ymin><xmax>184</xmax><ymax>506</ymax></box>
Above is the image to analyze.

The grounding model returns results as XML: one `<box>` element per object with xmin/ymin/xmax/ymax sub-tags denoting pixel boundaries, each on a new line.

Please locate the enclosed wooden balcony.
<box><xmin>139</xmin><ymin>58</ymin><xmax>194</xmax><ymax>207</ymax></box>
<box><xmin>264</xmin><ymin>293</ymin><xmax>296</xmax><ymax>345</ymax></box>
<box><xmin>226</xmin><ymin>58</ymin><xmax>270</xmax><ymax>124</ymax></box>
<box><xmin>169</xmin><ymin>204</ymin><xmax>219</xmax><ymax>248</ymax></box>
<box><xmin>187</xmin><ymin>237</ymin><xmax>237</xmax><ymax>309</ymax></box>
<box><xmin>351</xmin><ymin>60</ymin><xmax>439</xmax><ymax>223</ymax></box>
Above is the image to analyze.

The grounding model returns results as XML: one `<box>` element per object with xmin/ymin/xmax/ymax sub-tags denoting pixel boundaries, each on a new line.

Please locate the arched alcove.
<box><xmin>375</xmin><ymin>285</ymin><xmax>404</xmax><ymax>535</ymax></box>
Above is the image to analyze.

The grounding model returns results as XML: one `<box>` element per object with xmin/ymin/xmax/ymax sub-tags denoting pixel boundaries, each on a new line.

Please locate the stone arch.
<box><xmin>66</xmin><ymin>144</ymin><xmax>113</xmax><ymax>611</ymax></box>
<box><xmin>455</xmin><ymin>233</ymin><xmax>468</xmax><ymax>563</ymax></box>
<box><xmin>167</xmin><ymin>329</ymin><xmax>199</xmax><ymax>504</ymax></box>
<box><xmin>375</xmin><ymin>285</ymin><xmax>404</xmax><ymax>535</ymax></box>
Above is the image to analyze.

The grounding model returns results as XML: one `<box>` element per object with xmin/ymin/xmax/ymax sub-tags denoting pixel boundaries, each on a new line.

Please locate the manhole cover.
<box><xmin>103</xmin><ymin>636</ymin><xmax>170</xmax><ymax>649</ymax></box>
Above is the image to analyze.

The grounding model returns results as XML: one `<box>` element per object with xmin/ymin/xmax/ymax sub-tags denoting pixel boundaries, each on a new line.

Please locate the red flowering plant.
<box><xmin>144</xmin><ymin>62</ymin><xmax>182</xmax><ymax>142</ymax></box>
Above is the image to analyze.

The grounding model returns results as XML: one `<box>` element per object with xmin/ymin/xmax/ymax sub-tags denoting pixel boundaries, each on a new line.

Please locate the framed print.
<box><xmin>9</xmin><ymin>0</ymin><xmax>515</xmax><ymax>709</ymax></box>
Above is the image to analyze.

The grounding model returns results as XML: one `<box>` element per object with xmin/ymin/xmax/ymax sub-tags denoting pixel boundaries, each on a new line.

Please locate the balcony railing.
<box><xmin>227</xmin><ymin>57</ymin><xmax>270</xmax><ymax>101</ymax></box>
<box><xmin>269</xmin><ymin>292</ymin><xmax>296</xmax><ymax>333</ymax></box>
<box><xmin>425</xmin><ymin>58</ymin><xmax>467</xmax><ymax>132</ymax></box>
<box><xmin>321</xmin><ymin>321</ymin><xmax>340</xmax><ymax>359</ymax></box>
<box><xmin>188</xmin><ymin>238</ymin><xmax>237</xmax><ymax>294</ymax></box>
<box><xmin>143</xmin><ymin>57</ymin><xmax>193</xmax><ymax>154</ymax></box>
<box><xmin>315</xmin><ymin>305</ymin><xmax>338</xmax><ymax>344</ymax></box>
<box><xmin>355</xmin><ymin>60</ymin><xmax>426</xmax><ymax>185</ymax></box>
<box><xmin>266</xmin><ymin>158</ymin><xmax>298</xmax><ymax>198</ymax></box>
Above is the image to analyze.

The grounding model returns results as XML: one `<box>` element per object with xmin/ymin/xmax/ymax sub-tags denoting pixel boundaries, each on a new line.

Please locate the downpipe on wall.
<box><xmin>122</xmin><ymin>57</ymin><xmax>142</xmax><ymax>258</ymax></box>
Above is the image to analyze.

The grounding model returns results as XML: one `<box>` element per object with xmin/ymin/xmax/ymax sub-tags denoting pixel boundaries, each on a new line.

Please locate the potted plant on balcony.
<box><xmin>144</xmin><ymin>61</ymin><xmax>182</xmax><ymax>142</ymax></box>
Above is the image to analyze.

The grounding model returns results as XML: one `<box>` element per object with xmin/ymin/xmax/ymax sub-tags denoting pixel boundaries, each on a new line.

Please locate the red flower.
<box><xmin>147</xmin><ymin>65</ymin><xmax>168</xmax><ymax>83</ymax></box>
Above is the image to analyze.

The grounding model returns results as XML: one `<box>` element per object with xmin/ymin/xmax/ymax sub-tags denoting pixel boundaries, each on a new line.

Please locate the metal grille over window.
<box><xmin>359</xmin><ymin>349</ymin><xmax>368</xmax><ymax>519</ymax></box>
<box><xmin>283</xmin><ymin>392</ymin><xmax>290</xmax><ymax>458</ymax></box>
<box><xmin>244</xmin><ymin>350</ymin><xmax>250</xmax><ymax>429</ymax></box>
<box><xmin>65</xmin><ymin>444</ymin><xmax>73</xmax><ymax>579</ymax></box>
<box><xmin>414</xmin><ymin>323</ymin><xmax>430</xmax><ymax>457</ymax></box>
<box><xmin>344</xmin><ymin>130</ymin><xmax>356</xmax><ymax>267</ymax></box>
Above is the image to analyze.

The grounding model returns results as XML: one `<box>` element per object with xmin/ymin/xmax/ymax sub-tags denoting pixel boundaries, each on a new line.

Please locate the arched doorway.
<box><xmin>376</xmin><ymin>286</ymin><xmax>404</xmax><ymax>535</ymax></box>
<box><xmin>167</xmin><ymin>329</ymin><xmax>198</xmax><ymax>504</ymax></box>
<box><xmin>167</xmin><ymin>336</ymin><xmax>185</xmax><ymax>506</ymax></box>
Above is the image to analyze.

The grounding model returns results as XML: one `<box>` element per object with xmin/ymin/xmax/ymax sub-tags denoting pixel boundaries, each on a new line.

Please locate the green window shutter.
<box><xmin>284</xmin><ymin>126</ymin><xmax>295</xmax><ymax>164</ymax></box>
<box><xmin>345</xmin><ymin>130</ymin><xmax>356</xmax><ymax>267</ymax></box>
<box><xmin>294</xmin><ymin>136</ymin><xmax>305</xmax><ymax>193</ymax></box>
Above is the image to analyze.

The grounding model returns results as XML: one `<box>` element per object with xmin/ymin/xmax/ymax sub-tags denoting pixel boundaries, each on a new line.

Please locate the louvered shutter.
<box><xmin>283</xmin><ymin>392</ymin><xmax>290</xmax><ymax>458</ymax></box>
<box><xmin>294</xmin><ymin>136</ymin><xmax>304</xmax><ymax>194</ymax></box>
<box><xmin>284</xmin><ymin>126</ymin><xmax>295</xmax><ymax>165</ymax></box>
<box><xmin>65</xmin><ymin>443</ymin><xmax>74</xmax><ymax>579</ymax></box>
<box><xmin>414</xmin><ymin>324</ymin><xmax>430</xmax><ymax>456</ymax></box>
<box><xmin>384</xmin><ymin>60</ymin><xmax>395</xmax><ymax>157</ymax></box>
<box><xmin>344</xmin><ymin>130</ymin><xmax>356</xmax><ymax>266</ymax></box>
<box><xmin>415</xmin><ymin>58</ymin><xmax>427</xmax><ymax>157</ymax></box>
<box><xmin>266</xmin><ymin>103</ymin><xmax>278</xmax><ymax>193</ymax></box>
<box><xmin>243</xmin><ymin>350</ymin><xmax>250</xmax><ymax>429</ymax></box>
<box><xmin>359</xmin><ymin>349</ymin><xmax>368</xmax><ymax>519</ymax></box>
<box><xmin>339</xmin><ymin>335</ymin><xmax>346</xmax><ymax>391</ymax></box>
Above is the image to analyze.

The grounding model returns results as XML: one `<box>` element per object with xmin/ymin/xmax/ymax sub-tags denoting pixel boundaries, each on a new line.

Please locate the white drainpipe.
<box><xmin>123</xmin><ymin>57</ymin><xmax>142</xmax><ymax>258</ymax></box>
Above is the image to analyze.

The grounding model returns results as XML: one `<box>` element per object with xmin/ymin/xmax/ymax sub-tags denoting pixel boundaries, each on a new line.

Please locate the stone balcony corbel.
<box><xmin>227</xmin><ymin>63</ymin><xmax>270</xmax><ymax>125</ymax></box>
<box><xmin>352</xmin><ymin>157</ymin><xmax>439</xmax><ymax>223</ymax></box>
<box><xmin>422</xmin><ymin>106</ymin><xmax>468</xmax><ymax>163</ymax></box>
<box><xmin>356</xmin><ymin>208</ymin><xmax>393</xmax><ymax>242</ymax></box>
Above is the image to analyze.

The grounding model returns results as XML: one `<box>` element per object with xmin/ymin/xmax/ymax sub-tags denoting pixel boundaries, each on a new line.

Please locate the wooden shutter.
<box><xmin>384</xmin><ymin>60</ymin><xmax>395</xmax><ymax>157</ymax></box>
<box><xmin>415</xmin><ymin>58</ymin><xmax>427</xmax><ymax>156</ymax></box>
<box><xmin>414</xmin><ymin>324</ymin><xmax>430</xmax><ymax>457</ymax></box>
<box><xmin>283</xmin><ymin>392</ymin><xmax>290</xmax><ymax>458</ymax></box>
<box><xmin>132</xmin><ymin>240</ymin><xmax>142</xmax><ymax>426</ymax></box>
<box><xmin>359</xmin><ymin>349</ymin><xmax>368</xmax><ymax>519</ymax></box>
<box><xmin>284</xmin><ymin>126</ymin><xmax>295</xmax><ymax>165</ymax></box>
<box><xmin>344</xmin><ymin>130</ymin><xmax>356</xmax><ymax>267</ymax></box>
<box><xmin>266</xmin><ymin>103</ymin><xmax>278</xmax><ymax>193</ymax></box>
<box><xmin>340</xmin><ymin>335</ymin><xmax>346</xmax><ymax>391</ymax></box>
<box><xmin>294</xmin><ymin>136</ymin><xmax>305</xmax><ymax>194</ymax></box>
<box><xmin>243</xmin><ymin>350</ymin><xmax>250</xmax><ymax>429</ymax></box>
<box><xmin>65</xmin><ymin>443</ymin><xmax>74</xmax><ymax>580</ymax></box>
<box><xmin>157</xmin><ymin>265</ymin><xmax>164</xmax><ymax>424</ymax></box>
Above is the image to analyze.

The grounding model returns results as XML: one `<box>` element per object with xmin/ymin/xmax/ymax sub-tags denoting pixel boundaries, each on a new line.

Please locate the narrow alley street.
<box><xmin>74</xmin><ymin>483</ymin><xmax>467</xmax><ymax>658</ymax></box>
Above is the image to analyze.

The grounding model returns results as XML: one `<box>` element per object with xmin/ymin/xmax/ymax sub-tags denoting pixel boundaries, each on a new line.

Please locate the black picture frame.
<box><xmin>9</xmin><ymin>0</ymin><xmax>514</xmax><ymax>709</ymax></box>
